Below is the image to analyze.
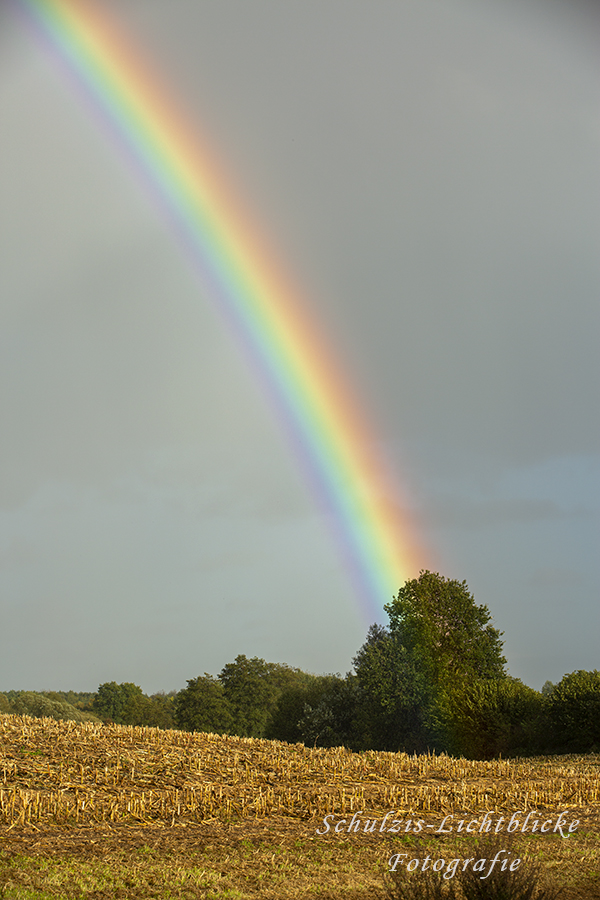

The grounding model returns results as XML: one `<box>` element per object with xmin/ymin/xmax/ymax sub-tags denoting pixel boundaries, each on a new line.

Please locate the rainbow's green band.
<box><xmin>19</xmin><ymin>0</ymin><xmax>428</xmax><ymax>620</ymax></box>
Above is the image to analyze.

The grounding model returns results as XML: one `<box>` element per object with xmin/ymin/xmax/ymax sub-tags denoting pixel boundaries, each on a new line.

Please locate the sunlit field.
<box><xmin>1</xmin><ymin>714</ymin><xmax>599</xmax><ymax>899</ymax></box>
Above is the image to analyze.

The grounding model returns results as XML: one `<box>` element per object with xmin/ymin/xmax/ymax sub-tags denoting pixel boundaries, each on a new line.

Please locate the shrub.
<box><xmin>544</xmin><ymin>669</ymin><xmax>600</xmax><ymax>752</ymax></box>
<box><xmin>443</xmin><ymin>678</ymin><xmax>544</xmax><ymax>759</ymax></box>
<box><xmin>7</xmin><ymin>691</ymin><xmax>99</xmax><ymax>723</ymax></box>
<box><xmin>457</xmin><ymin>834</ymin><xmax>559</xmax><ymax>900</ymax></box>
<box><xmin>384</xmin><ymin>835</ymin><xmax>559</xmax><ymax>900</ymax></box>
<box><xmin>384</xmin><ymin>843</ymin><xmax>458</xmax><ymax>899</ymax></box>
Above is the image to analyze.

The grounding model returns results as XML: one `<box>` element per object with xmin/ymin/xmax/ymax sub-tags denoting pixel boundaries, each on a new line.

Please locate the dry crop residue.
<box><xmin>1</xmin><ymin>713</ymin><xmax>599</xmax><ymax>828</ymax></box>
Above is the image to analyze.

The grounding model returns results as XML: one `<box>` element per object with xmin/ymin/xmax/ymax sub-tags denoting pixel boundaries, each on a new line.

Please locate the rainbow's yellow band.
<box><xmin>20</xmin><ymin>0</ymin><xmax>429</xmax><ymax>620</ymax></box>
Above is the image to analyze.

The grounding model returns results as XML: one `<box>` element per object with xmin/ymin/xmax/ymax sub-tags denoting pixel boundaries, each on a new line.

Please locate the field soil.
<box><xmin>1</xmin><ymin>715</ymin><xmax>599</xmax><ymax>899</ymax></box>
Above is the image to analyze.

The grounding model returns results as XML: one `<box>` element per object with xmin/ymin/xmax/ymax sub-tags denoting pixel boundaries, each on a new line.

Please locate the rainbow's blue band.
<box><xmin>18</xmin><ymin>0</ymin><xmax>428</xmax><ymax>621</ymax></box>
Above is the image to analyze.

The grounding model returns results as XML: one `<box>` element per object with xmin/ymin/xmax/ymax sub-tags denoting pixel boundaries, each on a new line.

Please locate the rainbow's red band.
<box><xmin>20</xmin><ymin>0</ymin><xmax>429</xmax><ymax>619</ymax></box>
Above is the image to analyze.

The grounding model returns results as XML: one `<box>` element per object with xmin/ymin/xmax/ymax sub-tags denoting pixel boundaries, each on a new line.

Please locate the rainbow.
<box><xmin>17</xmin><ymin>0</ymin><xmax>427</xmax><ymax>621</ymax></box>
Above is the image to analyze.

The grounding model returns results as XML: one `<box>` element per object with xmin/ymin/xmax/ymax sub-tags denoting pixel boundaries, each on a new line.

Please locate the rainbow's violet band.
<box><xmin>19</xmin><ymin>0</ymin><xmax>427</xmax><ymax>621</ymax></box>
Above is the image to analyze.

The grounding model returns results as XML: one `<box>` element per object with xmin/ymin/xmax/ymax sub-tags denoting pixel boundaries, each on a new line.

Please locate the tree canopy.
<box><xmin>92</xmin><ymin>682</ymin><xmax>145</xmax><ymax>725</ymax></box>
<box><xmin>5</xmin><ymin>570</ymin><xmax>597</xmax><ymax>759</ymax></box>
<box><xmin>350</xmin><ymin>572</ymin><xmax>508</xmax><ymax>753</ymax></box>
<box><xmin>219</xmin><ymin>655</ymin><xmax>307</xmax><ymax>737</ymax></box>
<box><xmin>385</xmin><ymin>570</ymin><xmax>507</xmax><ymax>689</ymax></box>
<box><xmin>352</xmin><ymin>624</ymin><xmax>433</xmax><ymax>751</ymax></box>
<box><xmin>174</xmin><ymin>674</ymin><xmax>233</xmax><ymax>734</ymax></box>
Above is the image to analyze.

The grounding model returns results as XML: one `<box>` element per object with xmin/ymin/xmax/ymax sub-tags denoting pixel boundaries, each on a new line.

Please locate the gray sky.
<box><xmin>1</xmin><ymin>0</ymin><xmax>598</xmax><ymax>694</ymax></box>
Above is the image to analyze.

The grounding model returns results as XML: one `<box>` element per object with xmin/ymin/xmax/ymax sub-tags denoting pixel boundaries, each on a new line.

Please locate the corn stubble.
<box><xmin>1</xmin><ymin>714</ymin><xmax>599</xmax><ymax>829</ymax></box>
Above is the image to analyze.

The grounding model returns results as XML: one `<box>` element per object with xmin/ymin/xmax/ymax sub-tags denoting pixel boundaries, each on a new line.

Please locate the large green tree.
<box><xmin>352</xmin><ymin>572</ymin><xmax>507</xmax><ymax>753</ymax></box>
<box><xmin>174</xmin><ymin>675</ymin><xmax>233</xmax><ymax>734</ymax></box>
<box><xmin>386</xmin><ymin>571</ymin><xmax>507</xmax><ymax>691</ymax></box>
<box><xmin>387</xmin><ymin>571</ymin><xmax>507</xmax><ymax>750</ymax></box>
<box><xmin>92</xmin><ymin>682</ymin><xmax>147</xmax><ymax>725</ymax></box>
<box><xmin>218</xmin><ymin>655</ymin><xmax>307</xmax><ymax>738</ymax></box>
<box><xmin>352</xmin><ymin>624</ymin><xmax>433</xmax><ymax>751</ymax></box>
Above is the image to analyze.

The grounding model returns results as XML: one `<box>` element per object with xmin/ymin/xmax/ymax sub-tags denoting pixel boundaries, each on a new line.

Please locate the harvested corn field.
<box><xmin>1</xmin><ymin>714</ymin><xmax>600</xmax><ymax>899</ymax></box>
<box><xmin>1</xmin><ymin>713</ymin><xmax>599</xmax><ymax>827</ymax></box>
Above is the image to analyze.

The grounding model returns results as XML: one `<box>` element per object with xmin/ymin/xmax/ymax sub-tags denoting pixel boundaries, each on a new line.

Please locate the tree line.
<box><xmin>1</xmin><ymin>571</ymin><xmax>598</xmax><ymax>758</ymax></box>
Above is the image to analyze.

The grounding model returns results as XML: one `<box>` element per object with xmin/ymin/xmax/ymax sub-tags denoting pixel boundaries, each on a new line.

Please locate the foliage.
<box><xmin>2</xmin><ymin>686</ymin><xmax>172</xmax><ymax>730</ymax></box>
<box><xmin>168</xmin><ymin>656</ymin><xmax>312</xmax><ymax>739</ymax></box>
<box><xmin>296</xmin><ymin>674</ymin><xmax>359</xmax><ymax>748</ymax></box>
<box><xmin>352</xmin><ymin>624</ymin><xmax>434</xmax><ymax>752</ymax></box>
<box><xmin>41</xmin><ymin>690</ymin><xmax>96</xmax><ymax>711</ymax></box>
<box><xmin>385</xmin><ymin>571</ymin><xmax>507</xmax><ymax>689</ymax></box>
<box><xmin>145</xmin><ymin>691</ymin><xmax>177</xmax><ymax>729</ymax></box>
<box><xmin>544</xmin><ymin>669</ymin><xmax>600</xmax><ymax>752</ymax></box>
<box><xmin>89</xmin><ymin>685</ymin><xmax>176</xmax><ymax>728</ymax></box>
<box><xmin>6</xmin><ymin>691</ymin><xmax>99</xmax><ymax>723</ymax></box>
<box><xmin>349</xmin><ymin>573</ymin><xmax>507</xmax><ymax>753</ymax></box>
<box><xmin>92</xmin><ymin>682</ymin><xmax>148</xmax><ymax>725</ymax></box>
<box><xmin>218</xmin><ymin>655</ymin><xmax>307</xmax><ymax>738</ymax></box>
<box><xmin>265</xmin><ymin>673</ymin><xmax>338</xmax><ymax>743</ymax></box>
<box><xmin>174</xmin><ymin>674</ymin><xmax>233</xmax><ymax>734</ymax></box>
<box><xmin>455</xmin><ymin>834</ymin><xmax>559</xmax><ymax>900</ymax></box>
<box><xmin>443</xmin><ymin>677</ymin><xmax>544</xmax><ymax>759</ymax></box>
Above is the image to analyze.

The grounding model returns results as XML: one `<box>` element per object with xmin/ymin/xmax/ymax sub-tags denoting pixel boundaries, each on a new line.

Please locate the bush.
<box><xmin>544</xmin><ymin>669</ymin><xmax>600</xmax><ymax>752</ymax></box>
<box><xmin>7</xmin><ymin>691</ymin><xmax>99</xmax><ymax>723</ymax></box>
<box><xmin>384</xmin><ymin>835</ymin><xmax>559</xmax><ymax>900</ymax></box>
<box><xmin>443</xmin><ymin>678</ymin><xmax>544</xmax><ymax>759</ymax></box>
<box><xmin>456</xmin><ymin>835</ymin><xmax>559</xmax><ymax>900</ymax></box>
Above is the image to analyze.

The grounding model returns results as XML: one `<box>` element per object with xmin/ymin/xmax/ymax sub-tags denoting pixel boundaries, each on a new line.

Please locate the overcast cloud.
<box><xmin>0</xmin><ymin>0</ymin><xmax>598</xmax><ymax>693</ymax></box>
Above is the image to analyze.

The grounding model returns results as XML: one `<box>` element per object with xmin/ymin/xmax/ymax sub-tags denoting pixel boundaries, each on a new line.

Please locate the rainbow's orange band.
<box><xmin>21</xmin><ymin>0</ymin><xmax>429</xmax><ymax>620</ymax></box>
